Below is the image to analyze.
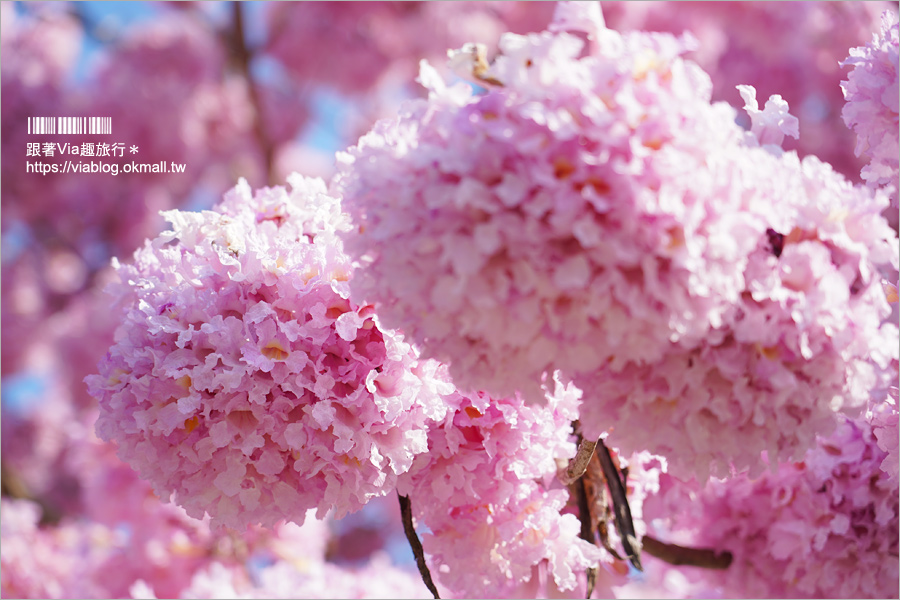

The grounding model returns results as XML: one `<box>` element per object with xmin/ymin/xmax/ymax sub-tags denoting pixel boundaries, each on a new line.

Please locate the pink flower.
<box><xmin>397</xmin><ymin>376</ymin><xmax>607</xmax><ymax>597</ymax></box>
<box><xmin>337</xmin><ymin>12</ymin><xmax>771</xmax><ymax>402</ymax></box>
<box><xmin>88</xmin><ymin>175</ymin><xmax>453</xmax><ymax>530</ymax></box>
<box><xmin>643</xmin><ymin>418</ymin><xmax>899</xmax><ymax>599</ymax></box>
<box><xmin>870</xmin><ymin>384</ymin><xmax>899</xmax><ymax>484</ymax></box>
<box><xmin>602</xmin><ymin>1</ymin><xmax>891</xmax><ymax>182</ymax></box>
<box><xmin>577</xmin><ymin>153</ymin><xmax>899</xmax><ymax>480</ymax></box>
<box><xmin>737</xmin><ymin>84</ymin><xmax>799</xmax><ymax>149</ymax></box>
<box><xmin>0</xmin><ymin>499</ymin><xmax>109</xmax><ymax>599</ymax></box>
<box><xmin>841</xmin><ymin>10</ymin><xmax>900</xmax><ymax>229</ymax></box>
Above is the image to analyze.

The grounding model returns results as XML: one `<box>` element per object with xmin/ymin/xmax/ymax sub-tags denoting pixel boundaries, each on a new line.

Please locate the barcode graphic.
<box><xmin>28</xmin><ymin>117</ymin><xmax>112</xmax><ymax>135</ymax></box>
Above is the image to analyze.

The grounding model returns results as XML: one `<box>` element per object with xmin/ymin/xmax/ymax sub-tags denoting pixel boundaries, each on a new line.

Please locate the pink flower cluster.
<box><xmin>397</xmin><ymin>376</ymin><xmax>607</xmax><ymax>597</ymax></box>
<box><xmin>870</xmin><ymin>382</ymin><xmax>899</xmax><ymax>485</ymax></box>
<box><xmin>336</xmin><ymin>5</ymin><xmax>898</xmax><ymax>480</ymax></box>
<box><xmin>88</xmin><ymin>175</ymin><xmax>453</xmax><ymax>530</ymax></box>
<box><xmin>643</xmin><ymin>418</ymin><xmax>899</xmax><ymax>599</ymax></box>
<box><xmin>9</xmin><ymin>2</ymin><xmax>900</xmax><ymax>598</ymax></box>
<box><xmin>841</xmin><ymin>10</ymin><xmax>900</xmax><ymax>228</ymax></box>
<box><xmin>336</xmin><ymin>14</ymin><xmax>768</xmax><ymax>403</ymax></box>
<box><xmin>578</xmin><ymin>152</ymin><xmax>899</xmax><ymax>479</ymax></box>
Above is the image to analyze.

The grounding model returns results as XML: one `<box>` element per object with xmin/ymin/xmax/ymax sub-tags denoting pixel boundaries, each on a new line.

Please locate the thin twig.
<box><xmin>595</xmin><ymin>439</ymin><xmax>642</xmax><ymax>571</ymax></box>
<box><xmin>561</xmin><ymin>437</ymin><xmax>597</xmax><ymax>485</ymax></box>
<box><xmin>231</xmin><ymin>2</ymin><xmax>276</xmax><ymax>186</ymax></box>
<box><xmin>398</xmin><ymin>494</ymin><xmax>440</xmax><ymax>599</ymax></box>
<box><xmin>642</xmin><ymin>535</ymin><xmax>733</xmax><ymax>570</ymax></box>
<box><xmin>584</xmin><ymin>451</ymin><xmax>624</xmax><ymax>561</ymax></box>
<box><xmin>573</xmin><ymin>476</ymin><xmax>598</xmax><ymax>599</ymax></box>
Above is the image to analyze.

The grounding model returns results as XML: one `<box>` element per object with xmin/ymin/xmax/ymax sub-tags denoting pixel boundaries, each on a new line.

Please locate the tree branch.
<box><xmin>560</xmin><ymin>437</ymin><xmax>597</xmax><ymax>485</ymax></box>
<box><xmin>573</xmin><ymin>476</ymin><xmax>598</xmax><ymax>598</ymax></box>
<box><xmin>398</xmin><ymin>494</ymin><xmax>440</xmax><ymax>599</ymax></box>
<box><xmin>642</xmin><ymin>535</ymin><xmax>733</xmax><ymax>570</ymax></box>
<box><xmin>231</xmin><ymin>2</ymin><xmax>276</xmax><ymax>186</ymax></box>
<box><xmin>595</xmin><ymin>439</ymin><xmax>642</xmax><ymax>571</ymax></box>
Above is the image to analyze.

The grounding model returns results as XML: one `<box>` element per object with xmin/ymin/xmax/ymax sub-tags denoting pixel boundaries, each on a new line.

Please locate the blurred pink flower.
<box><xmin>841</xmin><ymin>10</ymin><xmax>900</xmax><ymax>229</ymax></box>
<box><xmin>265</xmin><ymin>1</ymin><xmax>556</xmax><ymax>95</ymax></box>
<box><xmin>136</xmin><ymin>553</ymin><xmax>429</xmax><ymax>599</ymax></box>
<box><xmin>601</xmin><ymin>1</ymin><xmax>894</xmax><ymax>182</ymax></box>
<box><xmin>0</xmin><ymin>498</ymin><xmax>110</xmax><ymax>599</ymax></box>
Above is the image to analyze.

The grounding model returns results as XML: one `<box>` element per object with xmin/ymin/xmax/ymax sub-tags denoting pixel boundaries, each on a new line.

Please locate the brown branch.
<box><xmin>596</xmin><ymin>439</ymin><xmax>642</xmax><ymax>571</ymax></box>
<box><xmin>642</xmin><ymin>535</ymin><xmax>733</xmax><ymax>570</ymax></box>
<box><xmin>398</xmin><ymin>494</ymin><xmax>440</xmax><ymax>599</ymax></box>
<box><xmin>561</xmin><ymin>437</ymin><xmax>597</xmax><ymax>485</ymax></box>
<box><xmin>231</xmin><ymin>2</ymin><xmax>276</xmax><ymax>186</ymax></box>
<box><xmin>573</xmin><ymin>476</ymin><xmax>598</xmax><ymax>598</ymax></box>
<box><xmin>584</xmin><ymin>451</ymin><xmax>624</xmax><ymax>562</ymax></box>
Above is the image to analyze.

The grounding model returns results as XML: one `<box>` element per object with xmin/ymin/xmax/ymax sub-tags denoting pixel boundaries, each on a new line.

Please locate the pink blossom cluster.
<box><xmin>336</xmin><ymin>5</ymin><xmax>898</xmax><ymax>481</ymax></box>
<box><xmin>841</xmin><ymin>10</ymin><xmax>900</xmax><ymax>228</ymax></box>
<box><xmin>336</xmin><ymin>14</ymin><xmax>768</xmax><ymax>403</ymax></box>
<box><xmin>6</xmin><ymin>2</ymin><xmax>900</xmax><ymax>598</ymax></box>
<box><xmin>397</xmin><ymin>376</ymin><xmax>607</xmax><ymax>597</ymax></box>
<box><xmin>870</xmin><ymin>383</ymin><xmax>899</xmax><ymax>485</ymax></box>
<box><xmin>578</xmin><ymin>152</ymin><xmax>900</xmax><ymax>479</ymax></box>
<box><xmin>88</xmin><ymin>175</ymin><xmax>454</xmax><ymax>530</ymax></box>
<box><xmin>642</xmin><ymin>418</ymin><xmax>899</xmax><ymax>599</ymax></box>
